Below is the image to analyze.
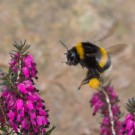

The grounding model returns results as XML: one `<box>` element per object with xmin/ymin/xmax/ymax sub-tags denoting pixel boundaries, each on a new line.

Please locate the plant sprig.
<box><xmin>126</xmin><ymin>97</ymin><xmax>135</xmax><ymax>113</ymax></box>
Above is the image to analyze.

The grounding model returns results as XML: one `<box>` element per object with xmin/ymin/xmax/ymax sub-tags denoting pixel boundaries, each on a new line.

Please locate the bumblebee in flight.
<box><xmin>60</xmin><ymin>41</ymin><xmax>126</xmax><ymax>89</ymax></box>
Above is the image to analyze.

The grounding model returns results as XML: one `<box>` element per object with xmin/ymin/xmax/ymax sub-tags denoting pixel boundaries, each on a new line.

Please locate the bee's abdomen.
<box><xmin>97</xmin><ymin>47</ymin><xmax>111</xmax><ymax>72</ymax></box>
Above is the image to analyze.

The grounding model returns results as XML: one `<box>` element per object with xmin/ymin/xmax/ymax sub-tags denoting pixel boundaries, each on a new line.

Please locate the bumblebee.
<box><xmin>60</xmin><ymin>41</ymin><xmax>126</xmax><ymax>89</ymax></box>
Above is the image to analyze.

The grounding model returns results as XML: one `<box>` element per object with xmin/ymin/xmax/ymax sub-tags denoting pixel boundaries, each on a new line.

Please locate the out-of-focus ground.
<box><xmin>0</xmin><ymin>0</ymin><xmax>135</xmax><ymax>134</ymax></box>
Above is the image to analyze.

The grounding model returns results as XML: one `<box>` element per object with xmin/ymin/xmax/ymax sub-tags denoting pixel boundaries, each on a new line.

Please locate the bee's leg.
<box><xmin>78</xmin><ymin>71</ymin><xmax>91</xmax><ymax>90</ymax></box>
<box><xmin>91</xmin><ymin>68</ymin><xmax>100</xmax><ymax>78</ymax></box>
<box><xmin>80</xmin><ymin>61</ymin><xmax>85</xmax><ymax>68</ymax></box>
<box><xmin>78</xmin><ymin>69</ymin><xmax>100</xmax><ymax>90</ymax></box>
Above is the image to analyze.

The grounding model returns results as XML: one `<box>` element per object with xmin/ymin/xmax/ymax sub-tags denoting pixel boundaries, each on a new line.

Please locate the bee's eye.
<box><xmin>70</xmin><ymin>53</ymin><xmax>76</xmax><ymax>61</ymax></box>
<box><xmin>70</xmin><ymin>56</ymin><xmax>74</xmax><ymax>61</ymax></box>
<box><xmin>67</xmin><ymin>51</ymin><xmax>76</xmax><ymax>62</ymax></box>
<box><xmin>66</xmin><ymin>51</ymin><xmax>78</xmax><ymax>65</ymax></box>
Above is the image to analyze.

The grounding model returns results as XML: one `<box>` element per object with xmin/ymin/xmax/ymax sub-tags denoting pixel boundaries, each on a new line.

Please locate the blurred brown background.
<box><xmin>0</xmin><ymin>0</ymin><xmax>135</xmax><ymax>134</ymax></box>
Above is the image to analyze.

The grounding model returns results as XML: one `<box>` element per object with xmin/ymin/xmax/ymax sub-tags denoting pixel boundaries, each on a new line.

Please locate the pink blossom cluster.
<box><xmin>120</xmin><ymin>114</ymin><xmax>135</xmax><ymax>135</ymax></box>
<box><xmin>90</xmin><ymin>86</ymin><xmax>122</xmax><ymax>135</ymax></box>
<box><xmin>22</xmin><ymin>54</ymin><xmax>38</xmax><ymax>79</ymax></box>
<box><xmin>1</xmin><ymin>50</ymin><xmax>50</xmax><ymax>134</ymax></box>
<box><xmin>10</xmin><ymin>52</ymin><xmax>38</xmax><ymax>79</ymax></box>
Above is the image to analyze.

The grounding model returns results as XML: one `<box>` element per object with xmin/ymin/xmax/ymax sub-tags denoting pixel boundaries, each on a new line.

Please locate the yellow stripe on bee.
<box><xmin>75</xmin><ymin>43</ymin><xmax>84</xmax><ymax>59</ymax></box>
<box><xmin>88</xmin><ymin>78</ymin><xmax>100</xmax><ymax>89</ymax></box>
<box><xmin>99</xmin><ymin>48</ymin><xmax>108</xmax><ymax>68</ymax></box>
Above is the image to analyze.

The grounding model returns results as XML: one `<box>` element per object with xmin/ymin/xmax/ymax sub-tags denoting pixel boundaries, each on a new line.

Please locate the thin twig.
<box><xmin>101</xmin><ymin>87</ymin><xmax>116</xmax><ymax>135</ymax></box>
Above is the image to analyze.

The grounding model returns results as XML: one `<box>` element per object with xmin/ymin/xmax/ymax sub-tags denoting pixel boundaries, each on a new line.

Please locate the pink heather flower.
<box><xmin>23</xmin><ymin>55</ymin><xmax>35</xmax><ymax>68</ymax></box>
<box><xmin>120</xmin><ymin>114</ymin><xmax>135</xmax><ymax>134</ymax></box>
<box><xmin>37</xmin><ymin>116</ymin><xmax>48</xmax><ymax>126</ymax></box>
<box><xmin>22</xmin><ymin>117</ymin><xmax>30</xmax><ymax>130</ymax></box>
<box><xmin>7</xmin><ymin>110</ymin><xmax>15</xmax><ymax>120</ymax></box>
<box><xmin>23</xmin><ymin>80</ymin><xmax>35</xmax><ymax>91</ymax></box>
<box><xmin>90</xmin><ymin>86</ymin><xmax>122</xmax><ymax>135</ymax></box>
<box><xmin>16</xmin><ymin>99</ymin><xmax>24</xmax><ymax>111</ymax></box>
<box><xmin>0</xmin><ymin>43</ymin><xmax>50</xmax><ymax>134</ymax></box>
<box><xmin>26</xmin><ymin>100</ymin><xmax>34</xmax><ymax>110</ymax></box>
<box><xmin>22</xmin><ymin>54</ymin><xmax>38</xmax><ymax>79</ymax></box>
<box><xmin>22</xmin><ymin>67</ymin><xmax>30</xmax><ymax>78</ymax></box>
<box><xmin>17</xmin><ymin>83</ymin><xmax>27</xmax><ymax>94</ymax></box>
<box><xmin>17</xmin><ymin>80</ymin><xmax>35</xmax><ymax>94</ymax></box>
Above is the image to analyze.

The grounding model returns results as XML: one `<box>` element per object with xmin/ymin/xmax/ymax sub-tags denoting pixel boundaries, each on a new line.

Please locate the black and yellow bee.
<box><xmin>60</xmin><ymin>41</ymin><xmax>126</xmax><ymax>89</ymax></box>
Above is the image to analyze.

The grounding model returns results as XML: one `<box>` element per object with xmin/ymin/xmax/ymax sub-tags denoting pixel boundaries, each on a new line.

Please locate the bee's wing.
<box><xmin>94</xmin><ymin>21</ymin><xmax>118</xmax><ymax>43</ymax></box>
<box><xmin>106</xmin><ymin>44</ymin><xmax>127</xmax><ymax>55</ymax></box>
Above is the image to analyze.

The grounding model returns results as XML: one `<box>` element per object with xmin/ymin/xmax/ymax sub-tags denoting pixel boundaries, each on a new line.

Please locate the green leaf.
<box><xmin>0</xmin><ymin>126</ymin><xmax>7</xmax><ymax>132</ymax></box>
<box><xmin>21</xmin><ymin>45</ymin><xmax>30</xmax><ymax>53</ymax></box>
<box><xmin>13</xmin><ymin>44</ymin><xmax>20</xmax><ymax>50</ymax></box>
<box><xmin>44</xmin><ymin>126</ymin><xmax>56</xmax><ymax>135</ymax></box>
<box><xmin>126</xmin><ymin>97</ymin><xmax>135</xmax><ymax>113</ymax></box>
<box><xmin>23</xmin><ymin>52</ymin><xmax>29</xmax><ymax>56</ymax></box>
<box><xmin>21</xmin><ymin>40</ymin><xmax>27</xmax><ymax>46</ymax></box>
<box><xmin>11</xmin><ymin>72</ymin><xmax>18</xmax><ymax>82</ymax></box>
<box><xmin>7</xmin><ymin>68</ymin><xmax>13</xmax><ymax>76</ymax></box>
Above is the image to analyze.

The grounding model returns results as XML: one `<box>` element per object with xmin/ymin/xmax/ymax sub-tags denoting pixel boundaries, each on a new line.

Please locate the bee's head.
<box><xmin>66</xmin><ymin>50</ymin><xmax>79</xmax><ymax>66</ymax></box>
<box><xmin>60</xmin><ymin>40</ymin><xmax>79</xmax><ymax>66</ymax></box>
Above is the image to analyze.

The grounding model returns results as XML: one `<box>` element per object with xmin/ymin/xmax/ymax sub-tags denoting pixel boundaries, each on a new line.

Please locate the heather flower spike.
<box><xmin>0</xmin><ymin>40</ymin><xmax>55</xmax><ymax>135</ymax></box>
<box><xmin>90</xmin><ymin>83</ymin><xmax>122</xmax><ymax>135</ymax></box>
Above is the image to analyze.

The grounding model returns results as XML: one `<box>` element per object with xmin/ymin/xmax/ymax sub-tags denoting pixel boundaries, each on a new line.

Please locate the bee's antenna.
<box><xmin>59</xmin><ymin>40</ymin><xmax>68</xmax><ymax>51</ymax></box>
